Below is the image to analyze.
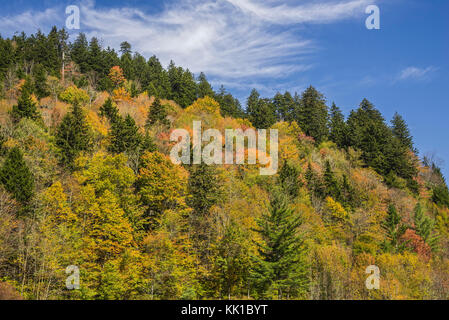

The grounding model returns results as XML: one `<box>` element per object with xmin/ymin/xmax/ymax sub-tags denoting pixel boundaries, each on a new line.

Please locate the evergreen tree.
<box><xmin>196</xmin><ymin>72</ymin><xmax>214</xmax><ymax>99</ymax></box>
<box><xmin>213</xmin><ymin>86</ymin><xmax>244</xmax><ymax>118</ymax></box>
<box><xmin>251</xmin><ymin>191</ymin><xmax>309</xmax><ymax>299</ymax></box>
<box><xmin>55</xmin><ymin>104</ymin><xmax>93</xmax><ymax>167</ymax></box>
<box><xmin>187</xmin><ymin>163</ymin><xmax>222</xmax><ymax>216</ymax></box>
<box><xmin>0</xmin><ymin>147</ymin><xmax>34</xmax><ymax>204</ymax></box>
<box><xmin>391</xmin><ymin>112</ymin><xmax>415</xmax><ymax>152</ymax></box>
<box><xmin>381</xmin><ymin>204</ymin><xmax>407</xmax><ymax>253</ymax></box>
<box><xmin>296</xmin><ymin>86</ymin><xmax>329</xmax><ymax>144</ymax></box>
<box><xmin>323</xmin><ymin>161</ymin><xmax>340</xmax><ymax>200</ymax></box>
<box><xmin>108</xmin><ymin>114</ymin><xmax>142</xmax><ymax>154</ymax></box>
<box><xmin>10</xmin><ymin>86</ymin><xmax>40</xmax><ymax>123</ymax></box>
<box><xmin>246</xmin><ymin>89</ymin><xmax>276</xmax><ymax>129</ymax></box>
<box><xmin>278</xmin><ymin>160</ymin><xmax>299</xmax><ymax>199</ymax></box>
<box><xmin>328</xmin><ymin>103</ymin><xmax>347</xmax><ymax>148</ymax></box>
<box><xmin>414</xmin><ymin>203</ymin><xmax>439</xmax><ymax>251</ymax></box>
<box><xmin>99</xmin><ymin>98</ymin><xmax>120</xmax><ymax>123</ymax></box>
<box><xmin>146</xmin><ymin>97</ymin><xmax>169</xmax><ymax>127</ymax></box>
<box><xmin>33</xmin><ymin>63</ymin><xmax>49</xmax><ymax>99</ymax></box>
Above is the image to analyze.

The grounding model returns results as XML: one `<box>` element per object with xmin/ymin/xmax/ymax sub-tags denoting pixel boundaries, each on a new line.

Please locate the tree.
<box><xmin>33</xmin><ymin>64</ymin><xmax>49</xmax><ymax>99</ymax></box>
<box><xmin>99</xmin><ymin>98</ymin><xmax>120</xmax><ymax>123</ymax></box>
<box><xmin>108</xmin><ymin>115</ymin><xmax>142</xmax><ymax>155</ymax></box>
<box><xmin>187</xmin><ymin>163</ymin><xmax>222</xmax><ymax>216</ymax></box>
<box><xmin>214</xmin><ymin>86</ymin><xmax>244</xmax><ymax>118</ymax></box>
<box><xmin>278</xmin><ymin>160</ymin><xmax>299</xmax><ymax>199</ymax></box>
<box><xmin>136</xmin><ymin>151</ymin><xmax>189</xmax><ymax>228</ymax></box>
<box><xmin>391</xmin><ymin>112</ymin><xmax>415</xmax><ymax>152</ymax></box>
<box><xmin>108</xmin><ymin>66</ymin><xmax>126</xmax><ymax>89</ymax></box>
<box><xmin>323</xmin><ymin>160</ymin><xmax>340</xmax><ymax>200</ymax></box>
<box><xmin>296</xmin><ymin>86</ymin><xmax>329</xmax><ymax>144</ymax></box>
<box><xmin>0</xmin><ymin>147</ymin><xmax>34</xmax><ymax>204</ymax></box>
<box><xmin>329</xmin><ymin>103</ymin><xmax>347</xmax><ymax>148</ymax></box>
<box><xmin>146</xmin><ymin>97</ymin><xmax>169</xmax><ymax>127</ymax></box>
<box><xmin>251</xmin><ymin>191</ymin><xmax>309</xmax><ymax>299</ymax></box>
<box><xmin>246</xmin><ymin>89</ymin><xmax>276</xmax><ymax>129</ymax></box>
<box><xmin>10</xmin><ymin>86</ymin><xmax>40</xmax><ymax>123</ymax></box>
<box><xmin>413</xmin><ymin>203</ymin><xmax>439</xmax><ymax>251</ymax></box>
<box><xmin>55</xmin><ymin>104</ymin><xmax>93</xmax><ymax>167</ymax></box>
<box><xmin>196</xmin><ymin>72</ymin><xmax>214</xmax><ymax>99</ymax></box>
<box><xmin>381</xmin><ymin>204</ymin><xmax>407</xmax><ymax>253</ymax></box>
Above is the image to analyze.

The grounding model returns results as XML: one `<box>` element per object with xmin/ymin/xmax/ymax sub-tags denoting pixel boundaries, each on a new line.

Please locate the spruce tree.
<box><xmin>279</xmin><ymin>160</ymin><xmax>299</xmax><ymax>199</ymax></box>
<box><xmin>196</xmin><ymin>72</ymin><xmax>214</xmax><ymax>99</ymax></box>
<box><xmin>296</xmin><ymin>86</ymin><xmax>329</xmax><ymax>144</ymax></box>
<box><xmin>55</xmin><ymin>104</ymin><xmax>93</xmax><ymax>167</ymax></box>
<box><xmin>109</xmin><ymin>115</ymin><xmax>142</xmax><ymax>154</ymax></box>
<box><xmin>414</xmin><ymin>203</ymin><xmax>439</xmax><ymax>251</ymax></box>
<box><xmin>391</xmin><ymin>112</ymin><xmax>415</xmax><ymax>152</ymax></box>
<box><xmin>251</xmin><ymin>191</ymin><xmax>309</xmax><ymax>299</ymax></box>
<box><xmin>329</xmin><ymin>103</ymin><xmax>347</xmax><ymax>148</ymax></box>
<box><xmin>323</xmin><ymin>160</ymin><xmax>340</xmax><ymax>200</ymax></box>
<box><xmin>99</xmin><ymin>98</ymin><xmax>120</xmax><ymax>123</ymax></box>
<box><xmin>187</xmin><ymin>163</ymin><xmax>222</xmax><ymax>216</ymax></box>
<box><xmin>0</xmin><ymin>147</ymin><xmax>34</xmax><ymax>204</ymax></box>
<box><xmin>246</xmin><ymin>89</ymin><xmax>276</xmax><ymax>129</ymax></box>
<box><xmin>381</xmin><ymin>204</ymin><xmax>407</xmax><ymax>253</ymax></box>
<box><xmin>146</xmin><ymin>97</ymin><xmax>169</xmax><ymax>127</ymax></box>
<box><xmin>10</xmin><ymin>86</ymin><xmax>40</xmax><ymax>123</ymax></box>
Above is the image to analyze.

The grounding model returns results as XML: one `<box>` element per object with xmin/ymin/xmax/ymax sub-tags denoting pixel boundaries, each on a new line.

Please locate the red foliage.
<box><xmin>400</xmin><ymin>229</ymin><xmax>431</xmax><ymax>261</ymax></box>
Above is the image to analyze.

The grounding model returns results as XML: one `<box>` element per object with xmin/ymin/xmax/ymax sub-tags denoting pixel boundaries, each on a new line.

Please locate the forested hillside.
<box><xmin>0</xmin><ymin>28</ymin><xmax>448</xmax><ymax>300</ymax></box>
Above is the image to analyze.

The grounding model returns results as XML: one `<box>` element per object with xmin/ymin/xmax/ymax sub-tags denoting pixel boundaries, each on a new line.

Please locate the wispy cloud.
<box><xmin>0</xmin><ymin>0</ymin><xmax>376</xmax><ymax>93</ymax></box>
<box><xmin>397</xmin><ymin>66</ymin><xmax>436</xmax><ymax>81</ymax></box>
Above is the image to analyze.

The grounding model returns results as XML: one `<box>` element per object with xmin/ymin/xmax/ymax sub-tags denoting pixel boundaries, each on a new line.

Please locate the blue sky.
<box><xmin>1</xmin><ymin>0</ymin><xmax>448</xmax><ymax>178</ymax></box>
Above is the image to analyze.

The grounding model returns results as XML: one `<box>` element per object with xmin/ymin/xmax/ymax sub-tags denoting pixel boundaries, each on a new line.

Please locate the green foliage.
<box><xmin>0</xmin><ymin>147</ymin><xmax>34</xmax><ymax>204</ymax></box>
<box><xmin>296</xmin><ymin>86</ymin><xmax>329</xmax><ymax>144</ymax></box>
<box><xmin>391</xmin><ymin>112</ymin><xmax>415</xmax><ymax>152</ymax></box>
<box><xmin>381</xmin><ymin>204</ymin><xmax>407</xmax><ymax>253</ymax></box>
<box><xmin>146</xmin><ymin>97</ymin><xmax>169</xmax><ymax>127</ymax></box>
<box><xmin>10</xmin><ymin>87</ymin><xmax>40</xmax><ymax>123</ymax></box>
<box><xmin>329</xmin><ymin>103</ymin><xmax>348</xmax><ymax>148</ymax></box>
<box><xmin>278</xmin><ymin>160</ymin><xmax>299</xmax><ymax>199</ymax></box>
<box><xmin>246</xmin><ymin>89</ymin><xmax>276</xmax><ymax>129</ymax></box>
<box><xmin>251</xmin><ymin>191</ymin><xmax>309</xmax><ymax>299</ymax></box>
<box><xmin>414</xmin><ymin>203</ymin><xmax>440</xmax><ymax>251</ymax></box>
<box><xmin>55</xmin><ymin>104</ymin><xmax>93</xmax><ymax>167</ymax></box>
<box><xmin>187</xmin><ymin>163</ymin><xmax>222</xmax><ymax>216</ymax></box>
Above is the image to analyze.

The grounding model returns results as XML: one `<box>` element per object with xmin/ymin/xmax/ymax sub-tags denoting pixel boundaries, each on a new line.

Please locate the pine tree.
<box><xmin>146</xmin><ymin>97</ymin><xmax>169</xmax><ymax>127</ymax></box>
<box><xmin>33</xmin><ymin>63</ymin><xmax>49</xmax><ymax>99</ymax></box>
<box><xmin>99</xmin><ymin>98</ymin><xmax>120</xmax><ymax>123</ymax></box>
<box><xmin>381</xmin><ymin>204</ymin><xmax>407</xmax><ymax>253</ymax></box>
<box><xmin>251</xmin><ymin>191</ymin><xmax>309</xmax><ymax>299</ymax></box>
<box><xmin>391</xmin><ymin>112</ymin><xmax>415</xmax><ymax>152</ymax></box>
<box><xmin>323</xmin><ymin>160</ymin><xmax>340</xmax><ymax>200</ymax></box>
<box><xmin>10</xmin><ymin>86</ymin><xmax>40</xmax><ymax>123</ymax></box>
<box><xmin>109</xmin><ymin>115</ymin><xmax>142</xmax><ymax>154</ymax></box>
<box><xmin>196</xmin><ymin>72</ymin><xmax>214</xmax><ymax>99</ymax></box>
<box><xmin>214</xmin><ymin>86</ymin><xmax>244</xmax><ymax>118</ymax></box>
<box><xmin>279</xmin><ymin>160</ymin><xmax>299</xmax><ymax>199</ymax></box>
<box><xmin>414</xmin><ymin>203</ymin><xmax>439</xmax><ymax>251</ymax></box>
<box><xmin>0</xmin><ymin>147</ymin><xmax>34</xmax><ymax>204</ymax></box>
<box><xmin>329</xmin><ymin>103</ymin><xmax>347</xmax><ymax>148</ymax></box>
<box><xmin>55</xmin><ymin>104</ymin><xmax>93</xmax><ymax>167</ymax></box>
<box><xmin>246</xmin><ymin>89</ymin><xmax>276</xmax><ymax>129</ymax></box>
<box><xmin>187</xmin><ymin>163</ymin><xmax>222</xmax><ymax>216</ymax></box>
<box><xmin>296</xmin><ymin>86</ymin><xmax>329</xmax><ymax>144</ymax></box>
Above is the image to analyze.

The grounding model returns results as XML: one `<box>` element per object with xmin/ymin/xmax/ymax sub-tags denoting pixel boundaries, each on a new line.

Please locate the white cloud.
<box><xmin>0</xmin><ymin>8</ymin><xmax>61</xmax><ymax>34</ymax></box>
<box><xmin>397</xmin><ymin>66</ymin><xmax>436</xmax><ymax>81</ymax></box>
<box><xmin>0</xmin><ymin>0</ymin><xmax>377</xmax><ymax>93</ymax></box>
